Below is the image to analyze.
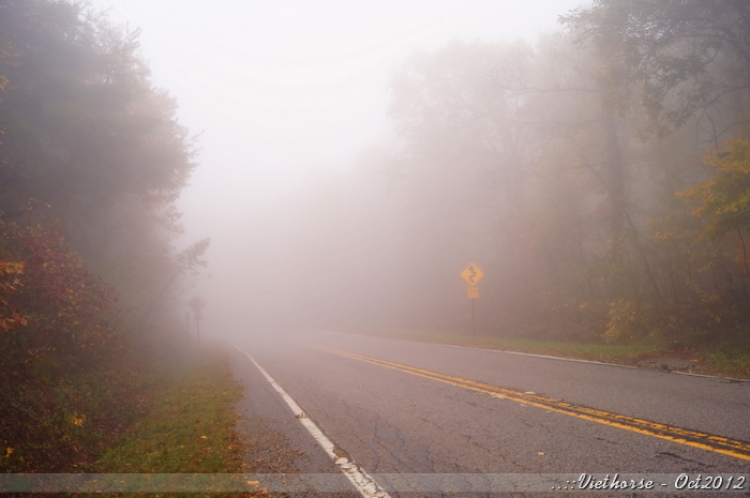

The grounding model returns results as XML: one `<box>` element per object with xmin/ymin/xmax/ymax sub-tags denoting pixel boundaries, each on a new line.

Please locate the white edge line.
<box><xmin>335</xmin><ymin>331</ymin><xmax>750</xmax><ymax>383</ymax></box>
<box><xmin>437</xmin><ymin>343</ymin><xmax>750</xmax><ymax>382</ymax></box>
<box><xmin>233</xmin><ymin>345</ymin><xmax>392</xmax><ymax>498</ymax></box>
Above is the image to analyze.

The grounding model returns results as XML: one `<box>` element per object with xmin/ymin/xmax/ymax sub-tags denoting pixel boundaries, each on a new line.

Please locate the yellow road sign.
<box><xmin>467</xmin><ymin>287</ymin><xmax>479</xmax><ymax>299</ymax></box>
<box><xmin>461</xmin><ymin>263</ymin><xmax>484</xmax><ymax>286</ymax></box>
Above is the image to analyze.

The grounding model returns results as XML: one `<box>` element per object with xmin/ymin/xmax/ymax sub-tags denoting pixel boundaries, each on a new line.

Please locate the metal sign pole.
<box><xmin>472</xmin><ymin>298</ymin><xmax>476</xmax><ymax>335</ymax></box>
<box><xmin>462</xmin><ymin>263</ymin><xmax>484</xmax><ymax>336</ymax></box>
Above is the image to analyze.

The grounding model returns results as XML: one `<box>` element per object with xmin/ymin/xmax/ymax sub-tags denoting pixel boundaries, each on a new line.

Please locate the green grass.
<box><xmin>86</xmin><ymin>346</ymin><xmax>264</xmax><ymax>497</ymax></box>
<box><xmin>704</xmin><ymin>344</ymin><xmax>750</xmax><ymax>378</ymax></box>
<box><xmin>96</xmin><ymin>349</ymin><xmax>243</xmax><ymax>473</ymax></box>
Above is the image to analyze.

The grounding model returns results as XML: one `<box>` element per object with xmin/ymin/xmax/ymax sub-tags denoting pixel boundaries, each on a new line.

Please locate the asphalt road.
<box><xmin>228</xmin><ymin>330</ymin><xmax>750</xmax><ymax>496</ymax></box>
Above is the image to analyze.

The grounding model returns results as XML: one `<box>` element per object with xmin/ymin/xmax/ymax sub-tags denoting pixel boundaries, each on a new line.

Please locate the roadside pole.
<box><xmin>462</xmin><ymin>263</ymin><xmax>483</xmax><ymax>335</ymax></box>
<box><xmin>472</xmin><ymin>298</ymin><xmax>476</xmax><ymax>335</ymax></box>
<box><xmin>187</xmin><ymin>295</ymin><xmax>206</xmax><ymax>347</ymax></box>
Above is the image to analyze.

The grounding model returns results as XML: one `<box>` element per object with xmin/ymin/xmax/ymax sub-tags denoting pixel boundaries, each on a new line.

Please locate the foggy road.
<box><xmin>229</xmin><ymin>330</ymin><xmax>750</xmax><ymax>495</ymax></box>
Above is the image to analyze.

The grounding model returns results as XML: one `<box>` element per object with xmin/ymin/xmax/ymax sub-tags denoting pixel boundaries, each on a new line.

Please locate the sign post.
<box><xmin>187</xmin><ymin>295</ymin><xmax>207</xmax><ymax>345</ymax></box>
<box><xmin>461</xmin><ymin>263</ymin><xmax>484</xmax><ymax>334</ymax></box>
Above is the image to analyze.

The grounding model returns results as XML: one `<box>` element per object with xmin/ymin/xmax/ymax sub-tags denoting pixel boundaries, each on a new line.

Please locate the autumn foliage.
<box><xmin>0</xmin><ymin>218</ymin><xmax>150</xmax><ymax>471</ymax></box>
<box><xmin>0</xmin><ymin>259</ymin><xmax>26</xmax><ymax>331</ymax></box>
<box><xmin>358</xmin><ymin>0</ymin><xmax>750</xmax><ymax>351</ymax></box>
<box><xmin>0</xmin><ymin>0</ymin><xmax>198</xmax><ymax>472</ymax></box>
<box><xmin>0</xmin><ymin>219</ymin><xmax>120</xmax><ymax>362</ymax></box>
<box><xmin>681</xmin><ymin>139</ymin><xmax>750</xmax><ymax>240</ymax></box>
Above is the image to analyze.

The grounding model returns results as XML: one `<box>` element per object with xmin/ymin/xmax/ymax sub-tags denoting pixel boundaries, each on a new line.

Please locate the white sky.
<box><xmin>90</xmin><ymin>0</ymin><xmax>586</xmax><ymax>227</ymax></box>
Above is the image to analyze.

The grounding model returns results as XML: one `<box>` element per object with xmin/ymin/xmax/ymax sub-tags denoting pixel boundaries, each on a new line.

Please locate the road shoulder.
<box><xmin>227</xmin><ymin>345</ymin><xmax>341</xmax><ymax>475</ymax></box>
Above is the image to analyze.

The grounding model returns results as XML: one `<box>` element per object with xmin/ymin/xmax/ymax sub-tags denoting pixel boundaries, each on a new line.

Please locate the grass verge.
<box><xmin>85</xmin><ymin>345</ymin><xmax>265</xmax><ymax>497</ymax></box>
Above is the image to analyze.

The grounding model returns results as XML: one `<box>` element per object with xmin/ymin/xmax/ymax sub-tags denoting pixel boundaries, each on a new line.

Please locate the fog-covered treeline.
<box><xmin>233</xmin><ymin>0</ymin><xmax>749</xmax><ymax>346</ymax></box>
<box><xmin>0</xmin><ymin>0</ymin><xmax>202</xmax><ymax>471</ymax></box>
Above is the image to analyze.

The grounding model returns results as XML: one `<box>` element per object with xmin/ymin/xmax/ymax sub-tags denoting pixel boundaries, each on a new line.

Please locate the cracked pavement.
<box><xmin>228</xmin><ymin>329</ymin><xmax>750</xmax><ymax>496</ymax></box>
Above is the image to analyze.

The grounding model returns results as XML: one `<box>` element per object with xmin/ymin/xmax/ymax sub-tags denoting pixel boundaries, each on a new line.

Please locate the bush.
<box><xmin>0</xmin><ymin>219</ymin><xmax>147</xmax><ymax>471</ymax></box>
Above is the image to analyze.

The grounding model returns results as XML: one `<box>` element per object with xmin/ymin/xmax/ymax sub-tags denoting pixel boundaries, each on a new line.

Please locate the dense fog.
<box><xmin>166</xmin><ymin>1</ymin><xmax>750</xmax><ymax>346</ymax></box>
<box><xmin>6</xmin><ymin>0</ymin><xmax>746</xmax><ymax>346</ymax></box>
<box><xmin>5</xmin><ymin>0</ymin><xmax>749</xmax><ymax>476</ymax></box>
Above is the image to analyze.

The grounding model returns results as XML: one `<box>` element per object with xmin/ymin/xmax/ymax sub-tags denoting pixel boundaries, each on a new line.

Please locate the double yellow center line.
<box><xmin>307</xmin><ymin>344</ymin><xmax>750</xmax><ymax>461</ymax></box>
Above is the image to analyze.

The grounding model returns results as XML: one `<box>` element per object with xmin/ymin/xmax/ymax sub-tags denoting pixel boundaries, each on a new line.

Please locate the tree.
<box><xmin>140</xmin><ymin>237</ymin><xmax>211</xmax><ymax>326</ymax></box>
<box><xmin>0</xmin><ymin>0</ymin><xmax>204</xmax><ymax>471</ymax></box>
<box><xmin>562</xmin><ymin>0</ymin><xmax>750</xmax><ymax>138</ymax></box>
<box><xmin>0</xmin><ymin>218</ymin><xmax>123</xmax><ymax>471</ymax></box>
<box><xmin>0</xmin><ymin>0</ymin><xmax>203</xmax><ymax>338</ymax></box>
<box><xmin>679</xmin><ymin>138</ymin><xmax>750</xmax><ymax>278</ymax></box>
<box><xmin>0</xmin><ymin>0</ymin><xmax>196</xmax><ymax>241</ymax></box>
<box><xmin>561</xmin><ymin>0</ymin><xmax>750</xmax><ymax>247</ymax></box>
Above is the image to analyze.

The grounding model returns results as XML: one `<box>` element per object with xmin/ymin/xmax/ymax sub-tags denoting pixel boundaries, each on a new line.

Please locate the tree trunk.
<box><xmin>603</xmin><ymin>112</ymin><xmax>626</xmax><ymax>242</ymax></box>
